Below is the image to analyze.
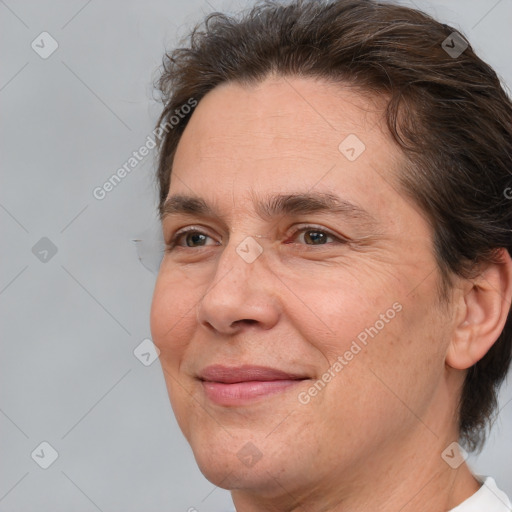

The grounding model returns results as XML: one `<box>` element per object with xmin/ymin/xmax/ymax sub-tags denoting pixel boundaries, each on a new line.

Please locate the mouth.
<box><xmin>197</xmin><ymin>364</ymin><xmax>310</xmax><ymax>406</ymax></box>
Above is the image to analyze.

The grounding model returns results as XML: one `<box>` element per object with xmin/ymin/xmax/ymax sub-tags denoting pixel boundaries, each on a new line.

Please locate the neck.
<box><xmin>230</xmin><ymin>426</ymin><xmax>481</xmax><ymax>512</ymax></box>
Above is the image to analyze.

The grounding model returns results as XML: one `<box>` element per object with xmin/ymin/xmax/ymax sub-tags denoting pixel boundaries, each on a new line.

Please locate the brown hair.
<box><xmin>153</xmin><ymin>0</ymin><xmax>512</xmax><ymax>452</ymax></box>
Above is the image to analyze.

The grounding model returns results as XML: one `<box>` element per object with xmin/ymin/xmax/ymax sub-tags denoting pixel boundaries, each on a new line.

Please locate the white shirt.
<box><xmin>449</xmin><ymin>476</ymin><xmax>512</xmax><ymax>511</ymax></box>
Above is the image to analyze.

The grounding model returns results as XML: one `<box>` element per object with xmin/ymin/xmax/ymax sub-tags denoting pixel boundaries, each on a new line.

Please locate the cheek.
<box><xmin>150</xmin><ymin>274</ymin><xmax>200</xmax><ymax>436</ymax></box>
<box><xmin>294</xmin><ymin>263</ymin><xmax>443</xmax><ymax>394</ymax></box>
<box><xmin>283</xmin><ymin>263</ymin><xmax>401</xmax><ymax>361</ymax></box>
<box><xmin>351</xmin><ymin>287</ymin><xmax>448</xmax><ymax>418</ymax></box>
<box><xmin>150</xmin><ymin>272</ymin><xmax>198</xmax><ymax>359</ymax></box>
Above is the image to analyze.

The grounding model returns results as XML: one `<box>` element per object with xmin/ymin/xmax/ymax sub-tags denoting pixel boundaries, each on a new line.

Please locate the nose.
<box><xmin>195</xmin><ymin>237</ymin><xmax>281</xmax><ymax>335</ymax></box>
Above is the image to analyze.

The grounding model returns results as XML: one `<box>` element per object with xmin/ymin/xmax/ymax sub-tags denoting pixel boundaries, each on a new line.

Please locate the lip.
<box><xmin>198</xmin><ymin>364</ymin><xmax>308</xmax><ymax>383</ymax></box>
<box><xmin>197</xmin><ymin>364</ymin><xmax>310</xmax><ymax>406</ymax></box>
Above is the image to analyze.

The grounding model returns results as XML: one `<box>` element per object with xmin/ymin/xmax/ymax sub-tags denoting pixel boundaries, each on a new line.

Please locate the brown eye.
<box><xmin>181</xmin><ymin>232</ymin><xmax>209</xmax><ymax>247</ymax></box>
<box><xmin>301</xmin><ymin>230</ymin><xmax>331</xmax><ymax>245</ymax></box>
<box><xmin>165</xmin><ymin>228</ymin><xmax>218</xmax><ymax>252</ymax></box>
<box><xmin>290</xmin><ymin>226</ymin><xmax>346</xmax><ymax>246</ymax></box>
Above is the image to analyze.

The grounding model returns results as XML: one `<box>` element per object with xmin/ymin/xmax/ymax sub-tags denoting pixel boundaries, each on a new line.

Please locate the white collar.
<box><xmin>449</xmin><ymin>476</ymin><xmax>512</xmax><ymax>511</ymax></box>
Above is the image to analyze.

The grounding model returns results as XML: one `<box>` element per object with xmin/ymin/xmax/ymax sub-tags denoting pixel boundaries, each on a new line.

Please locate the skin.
<box><xmin>150</xmin><ymin>75</ymin><xmax>512</xmax><ymax>511</ymax></box>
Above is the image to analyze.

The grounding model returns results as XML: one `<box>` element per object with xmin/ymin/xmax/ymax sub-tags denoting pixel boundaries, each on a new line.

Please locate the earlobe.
<box><xmin>446</xmin><ymin>248</ymin><xmax>512</xmax><ymax>371</ymax></box>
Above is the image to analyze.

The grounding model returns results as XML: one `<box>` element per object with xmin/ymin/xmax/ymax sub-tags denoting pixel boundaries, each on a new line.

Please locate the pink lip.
<box><xmin>198</xmin><ymin>365</ymin><xmax>309</xmax><ymax>406</ymax></box>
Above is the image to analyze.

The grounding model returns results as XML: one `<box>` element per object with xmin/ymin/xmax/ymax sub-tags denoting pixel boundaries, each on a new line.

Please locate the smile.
<box><xmin>198</xmin><ymin>365</ymin><xmax>310</xmax><ymax>406</ymax></box>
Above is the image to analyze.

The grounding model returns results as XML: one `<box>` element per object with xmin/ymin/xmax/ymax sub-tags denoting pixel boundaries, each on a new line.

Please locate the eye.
<box><xmin>164</xmin><ymin>224</ymin><xmax>348</xmax><ymax>253</ymax></box>
<box><xmin>288</xmin><ymin>225</ymin><xmax>348</xmax><ymax>246</ymax></box>
<box><xmin>165</xmin><ymin>227</ymin><xmax>219</xmax><ymax>252</ymax></box>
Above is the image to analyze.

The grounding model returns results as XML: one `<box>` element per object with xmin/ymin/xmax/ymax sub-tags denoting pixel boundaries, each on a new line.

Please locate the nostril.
<box><xmin>232</xmin><ymin>319</ymin><xmax>258</xmax><ymax>327</ymax></box>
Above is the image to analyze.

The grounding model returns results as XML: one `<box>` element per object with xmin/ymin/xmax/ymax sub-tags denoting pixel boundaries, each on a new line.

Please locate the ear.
<box><xmin>446</xmin><ymin>248</ymin><xmax>512</xmax><ymax>370</ymax></box>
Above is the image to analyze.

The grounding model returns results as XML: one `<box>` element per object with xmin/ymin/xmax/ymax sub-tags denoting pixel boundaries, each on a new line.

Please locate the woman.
<box><xmin>150</xmin><ymin>1</ymin><xmax>512</xmax><ymax>510</ymax></box>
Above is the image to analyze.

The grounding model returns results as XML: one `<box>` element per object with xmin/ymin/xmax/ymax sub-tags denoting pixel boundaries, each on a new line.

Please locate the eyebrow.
<box><xmin>160</xmin><ymin>191</ymin><xmax>376</xmax><ymax>227</ymax></box>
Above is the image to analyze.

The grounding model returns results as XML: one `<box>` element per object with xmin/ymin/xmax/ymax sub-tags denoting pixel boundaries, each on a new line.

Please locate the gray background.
<box><xmin>1</xmin><ymin>0</ymin><xmax>511</xmax><ymax>510</ymax></box>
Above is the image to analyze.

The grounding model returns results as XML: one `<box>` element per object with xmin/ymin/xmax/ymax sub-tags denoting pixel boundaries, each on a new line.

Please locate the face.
<box><xmin>150</xmin><ymin>76</ymin><xmax>456</xmax><ymax>501</ymax></box>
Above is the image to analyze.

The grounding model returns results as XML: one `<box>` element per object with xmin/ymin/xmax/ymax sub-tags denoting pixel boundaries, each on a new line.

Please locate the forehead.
<box><xmin>175</xmin><ymin>76</ymin><xmax>387</xmax><ymax>161</ymax></box>
<box><xmin>169</xmin><ymin>76</ymin><xmax>405</xmax><ymax>220</ymax></box>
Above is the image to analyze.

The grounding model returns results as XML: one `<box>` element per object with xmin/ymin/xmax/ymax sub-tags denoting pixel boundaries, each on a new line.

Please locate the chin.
<box><xmin>186</xmin><ymin>428</ymin><xmax>288</xmax><ymax>493</ymax></box>
<box><xmin>192</xmin><ymin>447</ymin><xmax>270</xmax><ymax>491</ymax></box>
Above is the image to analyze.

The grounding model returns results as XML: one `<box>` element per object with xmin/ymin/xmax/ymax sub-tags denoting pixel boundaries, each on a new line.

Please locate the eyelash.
<box><xmin>164</xmin><ymin>225</ymin><xmax>348</xmax><ymax>252</ymax></box>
